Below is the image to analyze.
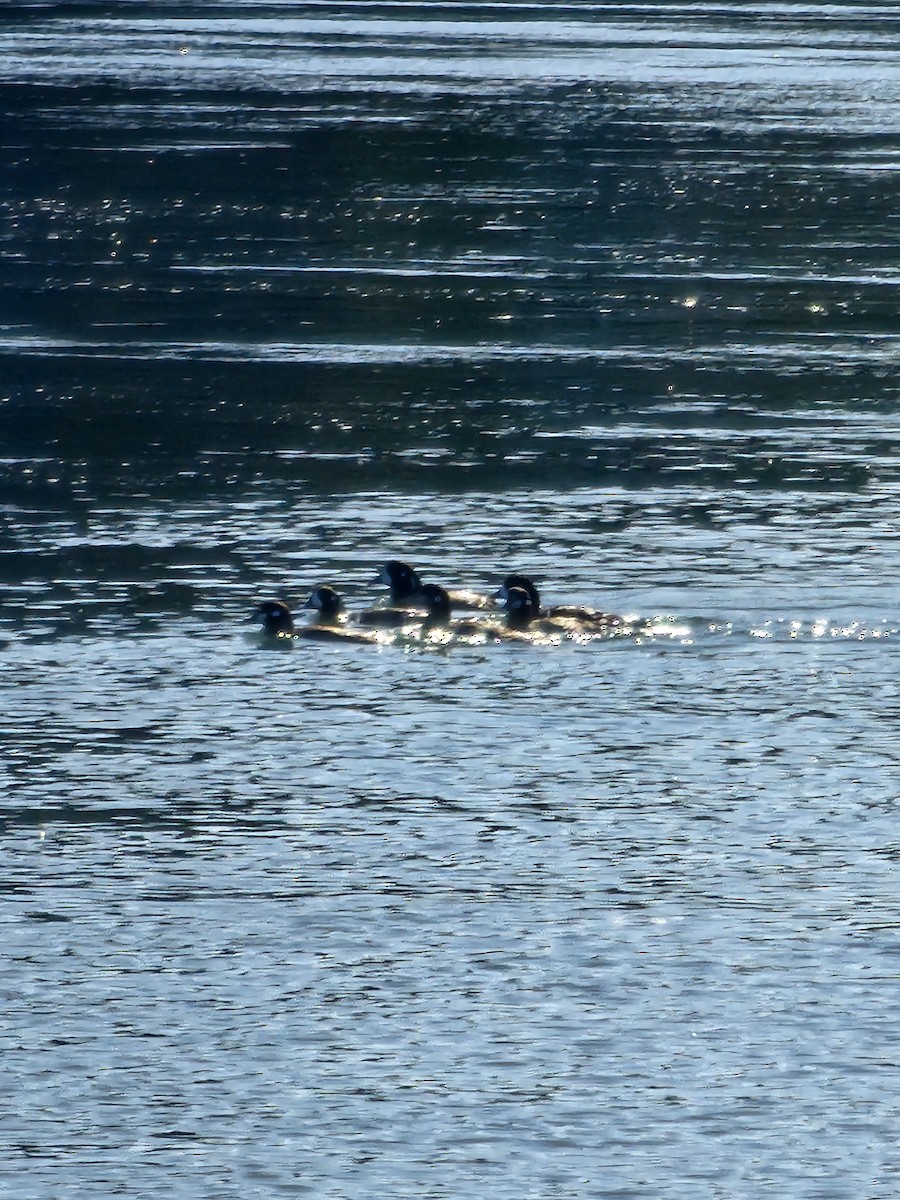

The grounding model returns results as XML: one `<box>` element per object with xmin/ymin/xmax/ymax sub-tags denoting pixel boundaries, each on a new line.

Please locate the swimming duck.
<box><xmin>355</xmin><ymin>579</ymin><xmax>426</xmax><ymax>629</ymax></box>
<box><xmin>253</xmin><ymin>596</ymin><xmax>383</xmax><ymax>645</ymax></box>
<box><xmin>417</xmin><ymin>584</ymin><xmax>542</xmax><ymax>644</ymax></box>
<box><xmin>378</xmin><ymin>559</ymin><xmax>494</xmax><ymax>612</ymax></box>
<box><xmin>303</xmin><ymin>584</ymin><xmax>348</xmax><ymax>625</ymax></box>
<box><xmin>495</xmin><ymin>573</ymin><xmax>623</xmax><ymax>631</ymax></box>
<box><xmin>501</xmin><ymin>585</ymin><xmax>598</xmax><ymax>640</ymax></box>
<box><xmin>417</xmin><ymin>583</ymin><xmax>499</xmax><ymax>639</ymax></box>
<box><xmin>252</xmin><ymin>599</ymin><xmax>295</xmax><ymax>638</ymax></box>
<box><xmin>502</xmin><ymin>586</ymin><xmax>566</xmax><ymax>635</ymax></box>
<box><xmin>302</xmin><ymin>584</ymin><xmax>400</xmax><ymax>641</ymax></box>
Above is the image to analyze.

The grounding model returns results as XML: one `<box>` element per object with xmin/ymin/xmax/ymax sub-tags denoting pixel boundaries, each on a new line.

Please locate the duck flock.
<box><xmin>252</xmin><ymin>560</ymin><xmax>651</xmax><ymax>647</ymax></box>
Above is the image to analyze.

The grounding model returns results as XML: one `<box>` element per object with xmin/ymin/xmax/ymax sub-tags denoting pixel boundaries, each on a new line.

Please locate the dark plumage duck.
<box><xmin>501</xmin><ymin>586</ymin><xmax>571</xmax><ymax>637</ymax></box>
<box><xmin>417</xmin><ymin>583</ymin><xmax>498</xmax><ymax>639</ymax></box>
<box><xmin>378</xmin><ymin>560</ymin><xmax>422</xmax><ymax>603</ymax></box>
<box><xmin>356</xmin><ymin>570</ymin><xmax>426</xmax><ymax>629</ymax></box>
<box><xmin>252</xmin><ymin>599</ymin><xmax>295</xmax><ymax>638</ymax></box>
<box><xmin>417</xmin><ymin>584</ymin><xmax>542</xmax><ymax>644</ymax></box>
<box><xmin>253</xmin><ymin>595</ymin><xmax>383</xmax><ymax>645</ymax></box>
<box><xmin>378</xmin><ymin>560</ymin><xmax>494</xmax><ymax>612</ymax></box>
<box><xmin>303</xmin><ymin>585</ymin><xmax>348</xmax><ymax>625</ymax></box>
<box><xmin>495</xmin><ymin>573</ymin><xmax>623</xmax><ymax>631</ymax></box>
<box><xmin>303</xmin><ymin>585</ymin><xmax>398</xmax><ymax>643</ymax></box>
<box><xmin>501</xmin><ymin>585</ymin><xmax>609</xmax><ymax>640</ymax></box>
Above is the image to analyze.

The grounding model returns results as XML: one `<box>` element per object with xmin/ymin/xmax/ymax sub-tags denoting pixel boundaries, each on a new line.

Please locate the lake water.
<box><xmin>3</xmin><ymin>4</ymin><xmax>900</xmax><ymax>1197</ymax></box>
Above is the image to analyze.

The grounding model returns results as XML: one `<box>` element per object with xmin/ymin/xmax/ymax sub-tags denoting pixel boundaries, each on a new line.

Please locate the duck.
<box><xmin>417</xmin><ymin>584</ymin><xmax>542</xmax><ymax>644</ymax></box>
<box><xmin>494</xmin><ymin>573</ymin><xmax>623</xmax><ymax>631</ymax></box>
<box><xmin>301</xmin><ymin>580</ymin><xmax>421</xmax><ymax>631</ymax></box>
<box><xmin>416</xmin><ymin>583</ymin><xmax>499</xmax><ymax>640</ymax></box>
<box><xmin>252</xmin><ymin>596</ymin><xmax>383</xmax><ymax>645</ymax></box>
<box><xmin>355</xmin><ymin>573</ymin><xmax>427</xmax><ymax>629</ymax></box>
<box><xmin>252</xmin><ymin>599</ymin><xmax>295</xmax><ymax>638</ymax></box>
<box><xmin>302</xmin><ymin>584</ymin><xmax>404</xmax><ymax>641</ymax></box>
<box><xmin>303</xmin><ymin>584</ymin><xmax>348</xmax><ymax>626</ymax></box>
<box><xmin>501</xmin><ymin>586</ymin><xmax>578</xmax><ymax>638</ymax></box>
<box><xmin>378</xmin><ymin>559</ymin><xmax>494</xmax><ymax>612</ymax></box>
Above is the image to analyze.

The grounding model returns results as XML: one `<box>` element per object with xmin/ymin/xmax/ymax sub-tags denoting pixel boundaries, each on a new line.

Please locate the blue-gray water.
<box><xmin>3</xmin><ymin>5</ymin><xmax>900</xmax><ymax>1197</ymax></box>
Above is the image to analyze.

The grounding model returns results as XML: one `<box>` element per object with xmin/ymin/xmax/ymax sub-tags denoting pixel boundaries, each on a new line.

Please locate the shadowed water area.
<box><xmin>3</xmin><ymin>4</ymin><xmax>900</xmax><ymax>1197</ymax></box>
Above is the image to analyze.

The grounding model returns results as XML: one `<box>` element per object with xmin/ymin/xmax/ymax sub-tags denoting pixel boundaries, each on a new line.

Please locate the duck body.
<box><xmin>503</xmin><ymin>585</ymin><xmax>620</xmax><ymax>642</ymax></box>
<box><xmin>495</xmin><ymin>573</ymin><xmax>623</xmax><ymax>631</ymax></box>
<box><xmin>253</xmin><ymin>594</ymin><xmax>384</xmax><ymax>645</ymax></box>
<box><xmin>297</xmin><ymin>585</ymin><xmax>381</xmax><ymax>642</ymax></box>
<box><xmin>417</xmin><ymin>584</ymin><xmax>493</xmax><ymax>638</ymax></box>
<box><xmin>303</xmin><ymin>581</ymin><xmax>422</xmax><ymax>631</ymax></box>
<box><xmin>298</xmin><ymin>623</ymin><xmax>384</xmax><ymax>645</ymax></box>
<box><xmin>355</xmin><ymin>604</ymin><xmax>425</xmax><ymax>629</ymax></box>
<box><xmin>379</xmin><ymin>560</ymin><xmax>494</xmax><ymax>612</ymax></box>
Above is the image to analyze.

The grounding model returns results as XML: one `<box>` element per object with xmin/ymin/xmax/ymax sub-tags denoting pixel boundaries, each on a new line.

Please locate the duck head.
<box><xmin>503</xmin><ymin>585</ymin><xmax>540</xmax><ymax>631</ymax></box>
<box><xmin>494</xmin><ymin>573</ymin><xmax>541</xmax><ymax>610</ymax></box>
<box><xmin>304</xmin><ymin>585</ymin><xmax>345</xmax><ymax>622</ymax></box>
<box><xmin>252</xmin><ymin>599</ymin><xmax>294</xmax><ymax>637</ymax></box>
<box><xmin>378</xmin><ymin>560</ymin><xmax>423</xmax><ymax>602</ymax></box>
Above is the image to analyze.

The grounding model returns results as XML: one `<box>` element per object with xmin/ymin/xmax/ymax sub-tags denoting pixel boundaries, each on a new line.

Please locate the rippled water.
<box><xmin>3</xmin><ymin>4</ymin><xmax>900</xmax><ymax>1197</ymax></box>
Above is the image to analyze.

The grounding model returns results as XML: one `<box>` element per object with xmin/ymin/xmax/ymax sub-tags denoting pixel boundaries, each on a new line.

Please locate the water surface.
<box><xmin>3</xmin><ymin>5</ymin><xmax>900</xmax><ymax>1197</ymax></box>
